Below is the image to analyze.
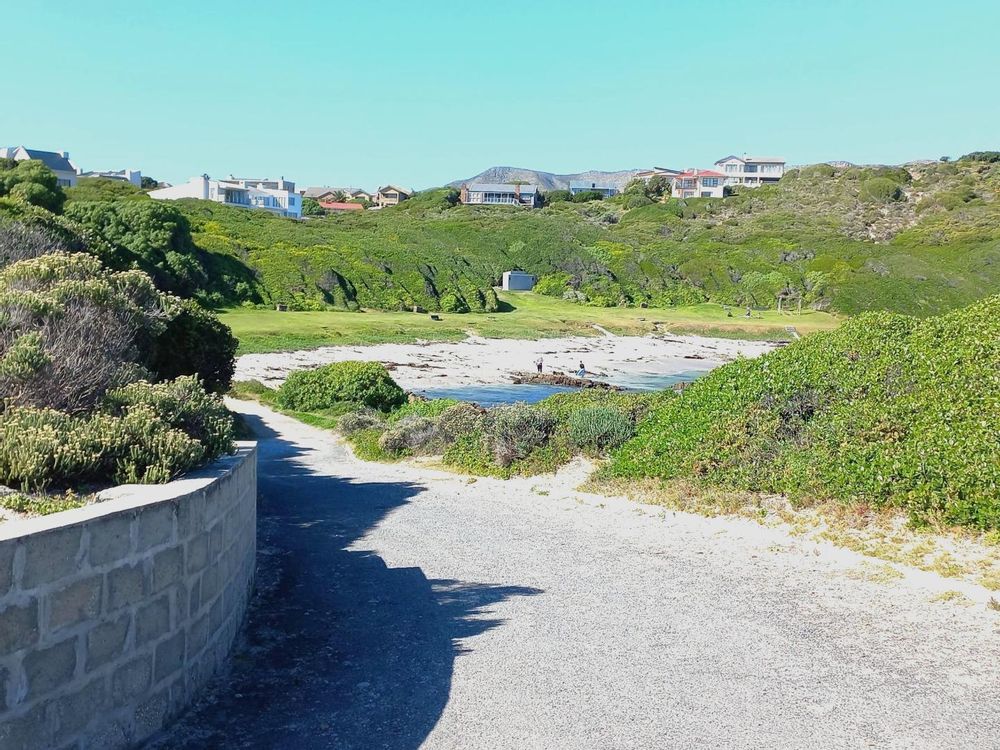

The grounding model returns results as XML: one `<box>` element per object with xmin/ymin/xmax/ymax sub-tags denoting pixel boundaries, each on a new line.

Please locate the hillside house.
<box><xmin>0</xmin><ymin>146</ymin><xmax>79</xmax><ymax>187</ymax></box>
<box><xmin>502</xmin><ymin>271</ymin><xmax>536</xmax><ymax>291</ymax></box>
<box><xmin>635</xmin><ymin>167</ymin><xmax>682</xmax><ymax>183</ymax></box>
<box><xmin>459</xmin><ymin>183</ymin><xmax>540</xmax><ymax>207</ymax></box>
<box><xmin>569</xmin><ymin>181</ymin><xmax>619</xmax><ymax>198</ymax></box>
<box><xmin>304</xmin><ymin>186</ymin><xmax>373</xmax><ymax>203</ymax></box>
<box><xmin>319</xmin><ymin>201</ymin><xmax>364</xmax><ymax>213</ymax></box>
<box><xmin>149</xmin><ymin>174</ymin><xmax>302</xmax><ymax>218</ymax></box>
<box><xmin>78</xmin><ymin>168</ymin><xmax>143</xmax><ymax>186</ymax></box>
<box><xmin>376</xmin><ymin>185</ymin><xmax>412</xmax><ymax>207</ymax></box>
<box><xmin>715</xmin><ymin>155</ymin><xmax>785</xmax><ymax>187</ymax></box>
<box><xmin>670</xmin><ymin>169</ymin><xmax>726</xmax><ymax>199</ymax></box>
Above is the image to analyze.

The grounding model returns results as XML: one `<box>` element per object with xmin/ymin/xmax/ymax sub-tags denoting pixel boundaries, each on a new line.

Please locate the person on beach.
<box><xmin>577</xmin><ymin>361</ymin><xmax>586</xmax><ymax>377</ymax></box>
<box><xmin>535</xmin><ymin>357</ymin><xmax>543</xmax><ymax>373</ymax></box>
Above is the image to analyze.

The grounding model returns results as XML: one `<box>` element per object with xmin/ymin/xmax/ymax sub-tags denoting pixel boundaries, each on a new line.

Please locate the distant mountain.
<box><xmin>449</xmin><ymin>166</ymin><xmax>647</xmax><ymax>192</ymax></box>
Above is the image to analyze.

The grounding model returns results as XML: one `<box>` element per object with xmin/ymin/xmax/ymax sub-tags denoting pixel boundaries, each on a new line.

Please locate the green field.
<box><xmin>222</xmin><ymin>292</ymin><xmax>841</xmax><ymax>354</ymax></box>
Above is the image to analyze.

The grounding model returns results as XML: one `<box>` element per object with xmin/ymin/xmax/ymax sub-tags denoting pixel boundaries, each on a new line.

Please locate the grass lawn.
<box><xmin>222</xmin><ymin>292</ymin><xmax>842</xmax><ymax>354</ymax></box>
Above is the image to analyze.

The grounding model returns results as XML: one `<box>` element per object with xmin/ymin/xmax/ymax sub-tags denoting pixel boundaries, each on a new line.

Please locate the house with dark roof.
<box><xmin>0</xmin><ymin>146</ymin><xmax>79</xmax><ymax>187</ymax></box>
<box><xmin>568</xmin><ymin>180</ymin><xmax>619</xmax><ymax>198</ymax></box>
<box><xmin>459</xmin><ymin>183</ymin><xmax>540</xmax><ymax>208</ymax></box>
<box><xmin>714</xmin><ymin>155</ymin><xmax>786</xmax><ymax>187</ymax></box>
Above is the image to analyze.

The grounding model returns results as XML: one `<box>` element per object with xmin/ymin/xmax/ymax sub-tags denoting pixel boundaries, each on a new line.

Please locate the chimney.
<box><xmin>459</xmin><ymin>183</ymin><xmax>469</xmax><ymax>203</ymax></box>
<box><xmin>60</xmin><ymin>151</ymin><xmax>69</xmax><ymax>159</ymax></box>
<box><xmin>514</xmin><ymin>183</ymin><xmax>521</xmax><ymax>201</ymax></box>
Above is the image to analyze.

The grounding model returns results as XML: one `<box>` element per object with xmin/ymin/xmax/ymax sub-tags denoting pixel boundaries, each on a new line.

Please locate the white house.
<box><xmin>0</xmin><ymin>146</ymin><xmax>79</xmax><ymax>187</ymax></box>
<box><xmin>149</xmin><ymin>175</ymin><xmax>302</xmax><ymax>218</ymax></box>
<box><xmin>568</xmin><ymin>180</ymin><xmax>619</xmax><ymax>198</ymax></box>
<box><xmin>459</xmin><ymin>183</ymin><xmax>540</xmax><ymax>207</ymax></box>
<box><xmin>714</xmin><ymin>155</ymin><xmax>785</xmax><ymax>187</ymax></box>
<box><xmin>78</xmin><ymin>168</ymin><xmax>143</xmax><ymax>186</ymax></box>
<box><xmin>670</xmin><ymin>169</ymin><xmax>726</xmax><ymax>199</ymax></box>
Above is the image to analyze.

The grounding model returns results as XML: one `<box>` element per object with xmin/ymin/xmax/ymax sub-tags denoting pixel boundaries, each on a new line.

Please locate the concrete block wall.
<box><xmin>0</xmin><ymin>443</ymin><xmax>257</xmax><ymax>750</ymax></box>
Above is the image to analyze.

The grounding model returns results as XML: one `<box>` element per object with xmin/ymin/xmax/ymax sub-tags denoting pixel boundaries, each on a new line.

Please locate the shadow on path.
<box><xmin>146</xmin><ymin>411</ymin><xmax>540</xmax><ymax>749</ymax></box>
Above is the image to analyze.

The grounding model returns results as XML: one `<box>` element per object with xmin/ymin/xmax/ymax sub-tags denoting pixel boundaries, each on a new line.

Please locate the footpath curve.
<box><xmin>147</xmin><ymin>400</ymin><xmax>1000</xmax><ymax>750</ymax></box>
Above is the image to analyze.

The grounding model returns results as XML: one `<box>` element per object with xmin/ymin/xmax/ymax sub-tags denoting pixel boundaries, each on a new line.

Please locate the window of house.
<box><xmin>703</xmin><ymin>178</ymin><xmax>719</xmax><ymax>187</ymax></box>
<box><xmin>700</xmin><ymin>191</ymin><xmax>712</xmax><ymax>198</ymax></box>
<box><xmin>744</xmin><ymin>164</ymin><xmax>758</xmax><ymax>173</ymax></box>
<box><xmin>725</xmin><ymin>164</ymin><xmax>738</xmax><ymax>173</ymax></box>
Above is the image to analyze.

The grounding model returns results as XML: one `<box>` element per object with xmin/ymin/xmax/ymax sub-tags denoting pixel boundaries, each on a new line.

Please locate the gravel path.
<box><xmin>147</xmin><ymin>401</ymin><xmax>1000</xmax><ymax>750</ymax></box>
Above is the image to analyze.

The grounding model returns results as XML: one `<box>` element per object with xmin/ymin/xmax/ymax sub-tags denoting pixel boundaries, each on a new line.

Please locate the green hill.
<box><xmin>6</xmin><ymin>156</ymin><xmax>1000</xmax><ymax>319</ymax></box>
<box><xmin>177</xmin><ymin>157</ymin><xmax>999</xmax><ymax>316</ymax></box>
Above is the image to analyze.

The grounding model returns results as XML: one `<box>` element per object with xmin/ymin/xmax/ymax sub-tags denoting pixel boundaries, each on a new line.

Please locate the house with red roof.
<box><xmin>670</xmin><ymin>169</ymin><xmax>726</xmax><ymax>199</ymax></box>
<box><xmin>319</xmin><ymin>201</ymin><xmax>365</xmax><ymax>213</ymax></box>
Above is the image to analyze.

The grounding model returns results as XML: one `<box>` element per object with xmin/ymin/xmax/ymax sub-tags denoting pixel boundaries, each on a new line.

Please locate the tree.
<box><xmin>140</xmin><ymin>176</ymin><xmax>160</xmax><ymax>189</ymax></box>
<box><xmin>302</xmin><ymin>197</ymin><xmax>325</xmax><ymax>216</ymax></box>
<box><xmin>542</xmin><ymin>190</ymin><xmax>572</xmax><ymax>205</ymax></box>
<box><xmin>571</xmin><ymin>190</ymin><xmax>605</xmax><ymax>203</ymax></box>
<box><xmin>0</xmin><ymin>159</ymin><xmax>66</xmax><ymax>213</ymax></box>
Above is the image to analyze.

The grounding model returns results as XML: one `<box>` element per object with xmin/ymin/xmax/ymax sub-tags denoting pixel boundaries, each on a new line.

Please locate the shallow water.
<box><xmin>415</xmin><ymin>368</ymin><xmax>709</xmax><ymax>407</ymax></box>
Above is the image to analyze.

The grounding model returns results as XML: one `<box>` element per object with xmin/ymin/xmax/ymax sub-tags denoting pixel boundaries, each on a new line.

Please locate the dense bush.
<box><xmin>609</xmin><ymin>296</ymin><xmax>1000</xmax><ymax>529</ymax></box>
<box><xmin>859</xmin><ymin>177</ymin><xmax>902</xmax><ymax>203</ymax></box>
<box><xmin>277</xmin><ymin>361</ymin><xmax>406</xmax><ymax>412</ymax></box>
<box><xmin>481</xmin><ymin>403</ymin><xmax>556</xmax><ymax>467</ymax></box>
<box><xmin>434</xmin><ymin>402</ymin><xmax>485</xmax><ymax>442</ymax></box>
<box><xmin>0</xmin><ymin>405</ymin><xmax>205</xmax><ymax>491</ymax></box>
<box><xmin>0</xmin><ymin>160</ymin><xmax>65</xmax><ymax>213</ymax></box>
<box><xmin>378</xmin><ymin>416</ymin><xmax>438</xmax><ymax>455</ymax></box>
<box><xmin>338</xmin><ymin>409</ymin><xmax>386</xmax><ymax>435</ymax></box>
<box><xmin>0</xmin><ymin>252</ymin><xmax>167</xmax><ymax>414</ymax></box>
<box><xmin>104</xmin><ymin>376</ymin><xmax>234</xmax><ymax>458</ymax></box>
<box><xmin>148</xmin><ymin>299</ymin><xmax>237</xmax><ymax>393</ymax></box>
<box><xmin>567</xmin><ymin>406</ymin><xmax>636</xmax><ymax>452</ymax></box>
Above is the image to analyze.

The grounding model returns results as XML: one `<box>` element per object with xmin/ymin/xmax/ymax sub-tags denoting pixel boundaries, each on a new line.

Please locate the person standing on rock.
<box><xmin>535</xmin><ymin>357</ymin><xmax>544</xmax><ymax>373</ymax></box>
<box><xmin>577</xmin><ymin>361</ymin><xmax>587</xmax><ymax>377</ymax></box>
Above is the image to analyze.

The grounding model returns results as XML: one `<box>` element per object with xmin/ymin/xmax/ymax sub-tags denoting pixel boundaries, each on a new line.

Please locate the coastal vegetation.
<box><xmin>0</xmin><ymin>208</ymin><xmax>237</xmax><ymax>510</ymax></box>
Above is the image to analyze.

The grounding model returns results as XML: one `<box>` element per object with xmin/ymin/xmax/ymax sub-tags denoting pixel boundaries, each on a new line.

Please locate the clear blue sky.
<box><xmin>4</xmin><ymin>0</ymin><xmax>997</xmax><ymax>189</ymax></box>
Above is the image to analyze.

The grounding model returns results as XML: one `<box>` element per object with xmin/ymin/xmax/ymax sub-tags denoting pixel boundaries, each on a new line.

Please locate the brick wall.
<box><xmin>0</xmin><ymin>443</ymin><xmax>257</xmax><ymax>750</ymax></box>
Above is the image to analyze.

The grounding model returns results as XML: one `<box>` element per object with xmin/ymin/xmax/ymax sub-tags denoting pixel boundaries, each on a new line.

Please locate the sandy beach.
<box><xmin>235</xmin><ymin>332</ymin><xmax>776</xmax><ymax>390</ymax></box>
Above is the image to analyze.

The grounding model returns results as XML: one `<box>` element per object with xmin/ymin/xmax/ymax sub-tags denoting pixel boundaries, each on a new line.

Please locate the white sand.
<box><xmin>235</xmin><ymin>332</ymin><xmax>776</xmax><ymax>390</ymax></box>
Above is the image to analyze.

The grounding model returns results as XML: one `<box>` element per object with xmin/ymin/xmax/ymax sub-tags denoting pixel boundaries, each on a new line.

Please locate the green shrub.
<box><xmin>277</xmin><ymin>361</ymin><xmax>406</xmax><ymax>412</ymax></box>
<box><xmin>435</xmin><ymin>402</ymin><xmax>485</xmax><ymax>443</ymax></box>
<box><xmin>378</xmin><ymin>416</ymin><xmax>438</xmax><ymax>455</ymax></box>
<box><xmin>567</xmin><ymin>406</ymin><xmax>636</xmax><ymax>452</ymax></box>
<box><xmin>0</xmin><ymin>406</ymin><xmax>204</xmax><ymax>491</ymax></box>
<box><xmin>859</xmin><ymin>177</ymin><xmax>902</xmax><ymax>203</ymax></box>
<box><xmin>104</xmin><ymin>376</ymin><xmax>234</xmax><ymax>459</ymax></box>
<box><xmin>149</xmin><ymin>300</ymin><xmax>237</xmax><ymax>393</ymax></box>
<box><xmin>338</xmin><ymin>409</ymin><xmax>386</xmax><ymax>435</ymax></box>
<box><xmin>482</xmin><ymin>403</ymin><xmax>556</xmax><ymax>467</ymax></box>
<box><xmin>609</xmin><ymin>296</ymin><xmax>1000</xmax><ymax>529</ymax></box>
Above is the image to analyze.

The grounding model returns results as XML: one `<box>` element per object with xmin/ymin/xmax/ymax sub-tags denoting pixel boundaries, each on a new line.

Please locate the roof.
<box><xmin>715</xmin><ymin>155</ymin><xmax>785</xmax><ymax>165</ymax></box>
<box><xmin>17</xmin><ymin>148</ymin><xmax>75</xmax><ymax>173</ymax></box>
<box><xmin>304</xmin><ymin>186</ymin><xmax>370</xmax><ymax>198</ymax></box>
<box><xmin>468</xmin><ymin>183</ymin><xmax>538</xmax><ymax>194</ymax></box>
<box><xmin>319</xmin><ymin>201</ymin><xmax>364</xmax><ymax>211</ymax></box>
<box><xmin>568</xmin><ymin>181</ymin><xmax>616</xmax><ymax>190</ymax></box>
<box><xmin>378</xmin><ymin>185</ymin><xmax>413</xmax><ymax>195</ymax></box>
<box><xmin>675</xmin><ymin>169</ymin><xmax>726</xmax><ymax>179</ymax></box>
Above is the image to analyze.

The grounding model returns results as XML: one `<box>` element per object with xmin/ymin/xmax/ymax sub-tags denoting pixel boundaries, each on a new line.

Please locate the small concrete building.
<box><xmin>502</xmin><ymin>271</ymin><xmax>536</xmax><ymax>291</ymax></box>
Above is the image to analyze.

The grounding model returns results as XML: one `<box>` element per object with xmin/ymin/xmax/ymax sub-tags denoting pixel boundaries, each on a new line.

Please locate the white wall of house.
<box><xmin>715</xmin><ymin>156</ymin><xmax>785</xmax><ymax>187</ymax></box>
<box><xmin>149</xmin><ymin>175</ymin><xmax>302</xmax><ymax>218</ymax></box>
<box><xmin>671</xmin><ymin>173</ymin><xmax>725</xmax><ymax>199</ymax></box>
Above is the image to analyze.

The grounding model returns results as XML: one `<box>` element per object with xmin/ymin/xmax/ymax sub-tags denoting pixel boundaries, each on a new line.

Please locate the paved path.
<box><xmin>148</xmin><ymin>402</ymin><xmax>1000</xmax><ymax>749</ymax></box>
